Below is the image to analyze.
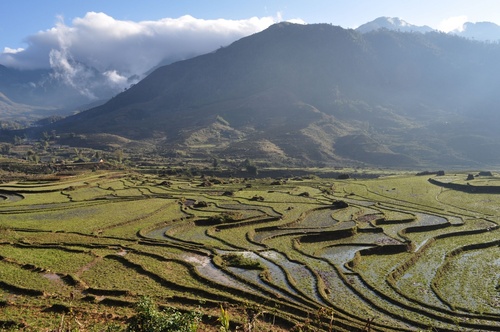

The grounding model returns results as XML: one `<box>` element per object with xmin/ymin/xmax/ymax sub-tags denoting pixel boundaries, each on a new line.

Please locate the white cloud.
<box><xmin>438</xmin><ymin>15</ymin><xmax>468</xmax><ymax>33</ymax></box>
<box><xmin>0</xmin><ymin>12</ymin><xmax>280</xmax><ymax>75</ymax></box>
<box><xmin>2</xmin><ymin>47</ymin><xmax>24</xmax><ymax>54</ymax></box>
<box><xmin>49</xmin><ymin>47</ymin><xmax>97</xmax><ymax>99</ymax></box>
<box><xmin>286</xmin><ymin>18</ymin><xmax>306</xmax><ymax>25</ymax></box>
<box><xmin>104</xmin><ymin>70</ymin><xmax>128</xmax><ymax>85</ymax></box>
<box><xmin>0</xmin><ymin>12</ymin><xmax>293</xmax><ymax>99</ymax></box>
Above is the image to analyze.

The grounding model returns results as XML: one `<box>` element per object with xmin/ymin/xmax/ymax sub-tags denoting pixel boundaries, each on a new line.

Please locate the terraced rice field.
<box><xmin>0</xmin><ymin>170</ymin><xmax>499</xmax><ymax>331</ymax></box>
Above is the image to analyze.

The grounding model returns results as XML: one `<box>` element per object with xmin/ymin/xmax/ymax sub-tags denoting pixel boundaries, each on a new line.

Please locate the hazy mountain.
<box><xmin>0</xmin><ymin>63</ymin><xmax>131</xmax><ymax>113</ymax></box>
<box><xmin>40</xmin><ymin>23</ymin><xmax>500</xmax><ymax>168</ymax></box>
<box><xmin>0</xmin><ymin>64</ymin><xmax>72</xmax><ymax>108</ymax></box>
<box><xmin>2</xmin><ymin>16</ymin><xmax>500</xmax><ymax>122</ymax></box>
<box><xmin>0</xmin><ymin>91</ymin><xmax>59</xmax><ymax>127</ymax></box>
<box><xmin>453</xmin><ymin>21</ymin><xmax>500</xmax><ymax>41</ymax></box>
<box><xmin>356</xmin><ymin>17</ymin><xmax>434</xmax><ymax>34</ymax></box>
<box><xmin>358</xmin><ymin>17</ymin><xmax>500</xmax><ymax>42</ymax></box>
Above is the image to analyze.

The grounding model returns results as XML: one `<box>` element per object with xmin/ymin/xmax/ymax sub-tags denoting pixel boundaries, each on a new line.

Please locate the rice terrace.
<box><xmin>0</xmin><ymin>163</ymin><xmax>499</xmax><ymax>331</ymax></box>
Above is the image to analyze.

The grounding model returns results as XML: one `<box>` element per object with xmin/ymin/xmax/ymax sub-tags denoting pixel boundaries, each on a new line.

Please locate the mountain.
<box><xmin>0</xmin><ymin>64</ymin><xmax>72</xmax><ymax>108</ymax></box>
<box><xmin>2</xmin><ymin>16</ymin><xmax>500</xmax><ymax>125</ymax></box>
<box><xmin>356</xmin><ymin>17</ymin><xmax>434</xmax><ymax>34</ymax></box>
<box><xmin>0</xmin><ymin>91</ymin><xmax>60</xmax><ymax>127</ymax></box>
<box><xmin>453</xmin><ymin>21</ymin><xmax>500</xmax><ymax>41</ymax></box>
<box><xmin>31</xmin><ymin>23</ymin><xmax>500</xmax><ymax>168</ymax></box>
<box><xmin>3</xmin><ymin>16</ymin><xmax>500</xmax><ymax>125</ymax></box>
<box><xmin>358</xmin><ymin>17</ymin><xmax>500</xmax><ymax>42</ymax></box>
<box><xmin>0</xmin><ymin>63</ymin><xmax>130</xmax><ymax>114</ymax></box>
<box><xmin>0</xmin><ymin>63</ymin><xmax>115</xmax><ymax>126</ymax></box>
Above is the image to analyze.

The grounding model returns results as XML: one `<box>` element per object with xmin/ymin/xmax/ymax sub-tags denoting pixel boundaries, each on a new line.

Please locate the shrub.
<box><xmin>245</xmin><ymin>165</ymin><xmax>258</xmax><ymax>176</ymax></box>
<box><xmin>218</xmin><ymin>305</ymin><xmax>231</xmax><ymax>332</ymax></box>
<box><xmin>127</xmin><ymin>297</ymin><xmax>201</xmax><ymax>332</ymax></box>
<box><xmin>210</xmin><ymin>212</ymin><xmax>242</xmax><ymax>224</ymax></box>
<box><xmin>221</xmin><ymin>254</ymin><xmax>263</xmax><ymax>270</ymax></box>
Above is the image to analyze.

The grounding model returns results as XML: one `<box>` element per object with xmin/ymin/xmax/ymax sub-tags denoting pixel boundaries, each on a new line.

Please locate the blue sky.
<box><xmin>2</xmin><ymin>0</ymin><xmax>500</xmax><ymax>50</ymax></box>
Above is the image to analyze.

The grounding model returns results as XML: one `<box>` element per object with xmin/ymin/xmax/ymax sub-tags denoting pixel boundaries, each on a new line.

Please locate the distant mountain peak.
<box><xmin>452</xmin><ymin>21</ymin><xmax>500</xmax><ymax>41</ymax></box>
<box><xmin>356</xmin><ymin>16</ymin><xmax>434</xmax><ymax>34</ymax></box>
<box><xmin>385</xmin><ymin>17</ymin><xmax>409</xmax><ymax>26</ymax></box>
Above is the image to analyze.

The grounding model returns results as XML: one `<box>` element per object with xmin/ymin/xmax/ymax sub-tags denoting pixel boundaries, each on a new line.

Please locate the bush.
<box><xmin>250</xmin><ymin>195</ymin><xmax>264</xmax><ymax>201</ymax></box>
<box><xmin>221</xmin><ymin>254</ymin><xmax>263</xmax><ymax>270</ymax></box>
<box><xmin>127</xmin><ymin>297</ymin><xmax>201</xmax><ymax>332</ymax></box>
<box><xmin>197</xmin><ymin>212</ymin><xmax>243</xmax><ymax>226</ymax></box>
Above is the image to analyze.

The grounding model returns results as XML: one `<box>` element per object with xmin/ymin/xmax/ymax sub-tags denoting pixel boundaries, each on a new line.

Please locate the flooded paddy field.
<box><xmin>1</xmin><ymin>170</ymin><xmax>499</xmax><ymax>331</ymax></box>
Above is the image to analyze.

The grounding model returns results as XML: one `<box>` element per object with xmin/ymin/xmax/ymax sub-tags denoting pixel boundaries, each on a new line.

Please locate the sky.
<box><xmin>1</xmin><ymin>0</ymin><xmax>499</xmax><ymax>95</ymax></box>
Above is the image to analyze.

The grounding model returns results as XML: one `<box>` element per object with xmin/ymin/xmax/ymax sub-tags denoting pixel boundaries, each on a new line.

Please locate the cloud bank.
<box><xmin>438</xmin><ymin>15</ymin><xmax>468</xmax><ymax>32</ymax></box>
<box><xmin>0</xmin><ymin>12</ymin><xmax>294</xmax><ymax>96</ymax></box>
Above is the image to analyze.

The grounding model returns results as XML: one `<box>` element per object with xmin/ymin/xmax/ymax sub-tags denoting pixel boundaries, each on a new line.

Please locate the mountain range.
<box><xmin>2</xmin><ymin>16</ymin><xmax>500</xmax><ymax>118</ymax></box>
<box><xmin>356</xmin><ymin>17</ymin><xmax>434</xmax><ymax>34</ymax></box>
<box><xmin>356</xmin><ymin>16</ymin><xmax>500</xmax><ymax>41</ymax></box>
<box><xmin>22</xmin><ymin>22</ymin><xmax>498</xmax><ymax>169</ymax></box>
<box><xmin>0</xmin><ymin>62</ymin><xmax>132</xmax><ymax>124</ymax></box>
<box><xmin>4</xmin><ymin>18</ymin><xmax>500</xmax><ymax>168</ymax></box>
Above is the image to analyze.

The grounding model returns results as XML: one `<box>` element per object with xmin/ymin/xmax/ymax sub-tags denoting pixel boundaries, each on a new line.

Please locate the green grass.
<box><xmin>432</xmin><ymin>244</ymin><xmax>500</xmax><ymax>314</ymax></box>
<box><xmin>80</xmin><ymin>256</ymin><xmax>171</xmax><ymax>296</ymax></box>
<box><xmin>0</xmin><ymin>260</ymin><xmax>71</xmax><ymax>295</ymax></box>
<box><xmin>0</xmin><ymin>245</ymin><xmax>94</xmax><ymax>274</ymax></box>
<box><xmin>1</xmin><ymin>169</ymin><xmax>500</xmax><ymax>331</ymax></box>
<box><xmin>0</xmin><ymin>198</ymin><xmax>170</xmax><ymax>233</ymax></box>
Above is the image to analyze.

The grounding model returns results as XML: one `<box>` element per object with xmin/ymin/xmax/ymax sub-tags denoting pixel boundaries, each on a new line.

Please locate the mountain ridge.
<box><xmin>357</xmin><ymin>16</ymin><xmax>500</xmax><ymax>42</ymax></box>
<box><xmin>35</xmin><ymin>22</ymin><xmax>500</xmax><ymax>168</ymax></box>
<box><xmin>3</xmin><ymin>16</ymin><xmax>500</xmax><ymax>119</ymax></box>
<box><xmin>356</xmin><ymin>17</ymin><xmax>434</xmax><ymax>34</ymax></box>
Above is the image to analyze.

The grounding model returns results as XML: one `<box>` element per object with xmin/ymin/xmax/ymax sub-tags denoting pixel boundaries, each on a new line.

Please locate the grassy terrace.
<box><xmin>0</xmin><ymin>169</ymin><xmax>499</xmax><ymax>331</ymax></box>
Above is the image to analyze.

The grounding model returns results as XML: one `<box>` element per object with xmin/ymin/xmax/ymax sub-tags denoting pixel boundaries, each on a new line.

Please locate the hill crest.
<box><xmin>41</xmin><ymin>23</ymin><xmax>500</xmax><ymax>168</ymax></box>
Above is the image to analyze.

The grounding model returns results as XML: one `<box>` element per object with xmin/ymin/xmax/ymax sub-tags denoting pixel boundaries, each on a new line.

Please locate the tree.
<box><xmin>74</xmin><ymin>148</ymin><xmax>82</xmax><ymax>159</ymax></box>
<box><xmin>26</xmin><ymin>150</ymin><xmax>34</xmax><ymax>161</ymax></box>
<box><xmin>243</xmin><ymin>158</ymin><xmax>259</xmax><ymax>176</ymax></box>
<box><xmin>14</xmin><ymin>135</ymin><xmax>22</xmax><ymax>145</ymax></box>
<box><xmin>246</xmin><ymin>164</ymin><xmax>258</xmax><ymax>176</ymax></box>
<box><xmin>1</xmin><ymin>144</ymin><xmax>11</xmax><ymax>155</ymax></box>
<box><xmin>26</xmin><ymin>150</ymin><xmax>39</xmax><ymax>163</ymax></box>
<box><xmin>242</xmin><ymin>159</ymin><xmax>258</xmax><ymax>176</ymax></box>
<box><xmin>115</xmin><ymin>149</ymin><xmax>124</xmax><ymax>163</ymax></box>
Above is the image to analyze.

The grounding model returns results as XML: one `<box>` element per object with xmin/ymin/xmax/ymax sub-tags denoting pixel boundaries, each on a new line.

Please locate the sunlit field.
<box><xmin>0</xmin><ymin>169</ymin><xmax>499</xmax><ymax>331</ymax></box>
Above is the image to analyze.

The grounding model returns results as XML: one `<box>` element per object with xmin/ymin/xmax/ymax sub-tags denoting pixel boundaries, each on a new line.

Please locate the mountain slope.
<box><xmin>4</xmin><ymin>17</ymin><xmax>500</xmax><ymax>122</ymax></box>
<box><xmin>0</xmin><ymin>63</ymin><xmax>128</xmax><ymax>112</ymax></box>
<box><xmin>46</xmin><ymin>23</ymin><xmax>500</xmax><ymax>168</ymax></box>
<box><xmin>0</xmin><ymin>91</ymin><xmax>59</xmax><ymax>126</ymax></box>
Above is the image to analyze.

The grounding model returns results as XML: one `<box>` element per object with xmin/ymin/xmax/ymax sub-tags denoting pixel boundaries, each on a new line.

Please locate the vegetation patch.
<box><xmin>0</xmin><ymin>167</ymin><xmax>499</xmax><ymax>331</ymax></box>
<box><xmin>219</xmin><ymin>253</ymin><xmax>264</xmax><ymax>270</ymax></box>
